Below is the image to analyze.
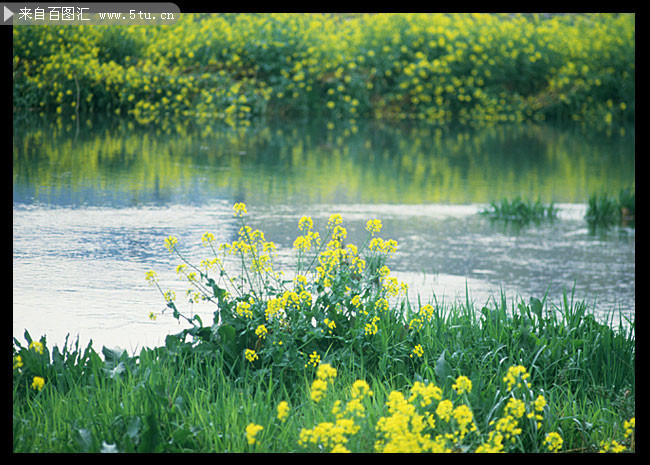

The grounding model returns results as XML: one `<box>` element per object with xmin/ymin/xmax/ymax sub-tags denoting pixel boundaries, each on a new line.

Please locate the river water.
<box><xmin>13</xmin><ymin>119</ymin><xmax>635</xmax><ymax>352</ymax></box>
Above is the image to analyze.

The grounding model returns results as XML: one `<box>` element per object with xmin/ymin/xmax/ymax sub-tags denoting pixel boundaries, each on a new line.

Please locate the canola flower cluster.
<box><xmin>298</xmin><ymin>363</ymin><xmax>371</xmax><ymax>453</ymax></box>
<box><xmin>146</xmin><ymin>203</ymin><xmax>411</xmax><ymax>373</ymax></box>
<box><xmin>247</xmin><ymin>361</ymin><xmax>636</xmax><ymax>453</ymax></box>
<box><xmin>14</xmin><ymin>13</ymin><xmax>634</xmax><ymax>133</ymax></box>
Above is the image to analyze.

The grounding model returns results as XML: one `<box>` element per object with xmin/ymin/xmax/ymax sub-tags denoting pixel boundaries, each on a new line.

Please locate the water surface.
<box><xmin>13</xmin><ymin>119</ymin><xmax>635</xmax><ymax>352</ymax></box>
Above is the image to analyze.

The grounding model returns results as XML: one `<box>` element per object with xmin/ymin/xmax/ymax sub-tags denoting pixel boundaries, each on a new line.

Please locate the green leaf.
<box><xmin>217</xmin><ymin>324</ymin><xmax>236</xmax><ymax>344</ymax></box>
<box><xmin>104</xmin><ymin>361</ymin><xmax>126</xmax><ymax>379</ymax></box>
<box><xmin>435</xmin><ymin>350</ymin><xmax>451</xmax><ymax>384</ymax></box>
<box><xmin>530</xmin><ymin>297</ymin><xmax>544</xmax><ymax>320</ymax></box>
<box><xmin>102</xmin><ymin>346</ymin><xmax>126</xmax><ymax>363</ymax></box>
<box><xmin>138</xmin><ymin>412</ymin><xmax>163</xmax><ymax>453</ymax></box>
<box><xmin>74</xmin><ymin>427</ymin><xmax>94</xmax><ymax>453</ymax></box>
<box><xmin>126</xmin><ymin>416</ymin><xmax>142</xmax><ymax>441</ymax></box>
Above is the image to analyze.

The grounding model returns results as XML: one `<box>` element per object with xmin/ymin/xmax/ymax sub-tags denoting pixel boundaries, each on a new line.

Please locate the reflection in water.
<box><xmin>13</xmin><ymin>119</ymin><xmax>635</xmax><ymax>352</ymax></box>
<box><xmin>14</xmin><ymin>119</ymin><xmax>634</xmax><ymax>207</ymax></box>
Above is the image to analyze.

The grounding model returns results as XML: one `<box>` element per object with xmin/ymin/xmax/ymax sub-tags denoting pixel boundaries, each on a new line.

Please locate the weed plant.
<box><xmin>479</xmin><ymin>197</ymin><xmax>558</xmax><ymax>225</ymax></box>
<box><xmin>13</xmin><ymin>203</ymin><xmax>635</xmax><ymax>452</ymax></box>
<box><xmin>586</xmin><ymin>187</ymin><xmax>635</xmax><ymax>230</ymax></box>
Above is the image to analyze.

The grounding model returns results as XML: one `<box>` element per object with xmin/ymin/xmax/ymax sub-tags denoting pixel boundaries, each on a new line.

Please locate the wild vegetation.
<box><xmin>13</xmin><ymin>204</ymin><xmax>635</xmax><ymax>452</ymax></box>
<box><xmin>13</xmin><ymin>13</ymin><xmax>634</xmax><ymax>134</ymax></box>
<box><xmin>586</xmin><ymin>187</ymin><xmax>635</xmax><ymax>230</ymax></box>
<box><xmin>480</xmin><ymin>197</ymin><xmax>558</xmax><ymax>225</ymax></box>
<box><xmin>13</xmin><ymin>12</ymin><xmax>635</xmax><ymax>453</ymax></box>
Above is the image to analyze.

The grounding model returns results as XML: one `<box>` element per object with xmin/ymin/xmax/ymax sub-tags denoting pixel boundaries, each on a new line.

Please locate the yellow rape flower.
<box><xmin>164</xmin><ymin>235</ymin><xmax>178</xmax><ymax>252</ymax></box>
<box><xmin>31</xmin><ymin>376</ymin><xmax>45</xmax><ymax>391</ymax></box>
<box><xmin>327</xmin><ymin>214</ymin><xmax>343</xmax><ymax>230</ymax></box>
<box><xmin>544</xmin><ymin>432</ymin><xmax>563</xmax><ymax>453</ymax></box>
<box><xmin>201</xmin><ymin>232</ymin><xmax>215</xmax><ymax>245</ymax></box>
<box><xmin>503</xmin><ymin>365</ymin><xmax>531</xmax><ymax>391</ymax></box>
<box><xmin>298</xmin><ymin>216</ymin><xmax>313</xmax><ymax>232</ymax></box>
<box><xmin>310</xmin><ymin>378</ymin><xmax>328</xmax><ymax>403</ymax></box>
<box><xmin>452</xmin><ymin>375</ymin><xmax>473</xmax><ymax>395</ymax></box>
<box><xmin>316</xmin><ymin>363</ymin><xmax>338</xmax><ymax>381</ymax></box>
<box><xmin>624</xmin><ymin>417</ymin><xmax>635</xmax><ymax>438</ymax></box>
<box><xmin>410</xmin><ymin>344</ymin><xmax>424</xmax><ymax>358</ymax></box>
<box><xmin>255</xmin><ymin>324</ymin><xmax>268</xmax><ymax>339</ymax></box>
<box><xmin>366</xmin><ymin>219</ymin><xmax>382</xmax><ymax>235</ymax></box>
<box><xmin>600</xmin><ymin>439</ymin><xmax>626</xmax><ymax>453</ymax></box>
<box><xmin>436</xmin><ymin>399</ymin><xmax>453</xmax><ymax>422</ymax></box>
<box><xmin>245</xmin><ymin>423</ymin><xmax>263</xmax><ymax>445</ymax></box>
<box><xmin>233</xmin><ymin>202</ymin><xmax>247</xmax><ymax>217</ymax></box>
<box><xmin>29</xmin><ymin>341</ymin><xmax>44</xmax><ymax>354</ymax></box>
<box><xmin>305</xmin><ymin>351</ymin><xmax>321</xmax><ymax>368</ymax></box>
<box><xmin>277</xmin><ymin>401</ymin><xmax>290</xmax><ymax>423</ymax></box>
<box><xmin>144</xmin><ymin>269</ymin><xmax>157</xmax><ymax>283</ymax></box>
<box><xmin>244</xmin><ymin>348</ymin><xmax>258</xmax><ymax>363</ymax></box>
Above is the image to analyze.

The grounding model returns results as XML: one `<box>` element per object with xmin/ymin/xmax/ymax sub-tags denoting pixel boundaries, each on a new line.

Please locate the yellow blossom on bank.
<box><xmin>600</xmin><ymin>439</ymin><xmax>626</xmax><ymax>453</ymax></box>
<box><xmin>298</xmin><ymin>216</ymin><xmax>313</xmax><ymax>232</ymax></box>
<box><xmin>411</xmin><ymin>344</ymin><xmax>424</xmax><ymax>358</ymax></box>
<box><xmin>365</xmin><ymin>219</ymin><xmax>382</xmax><ymax>235</ymax></box>
<box><xmin>164</xmin><ymin>235</ymin><xmax>178</xmax><ymax>253</ymax></box>
<box><xmin>310</xmin><ymin>378</ymin><xmax>328</xmax><ymax>403</ymax></box>
<box><xmin>503</xmin><ymin>365</ymin><xmax>531</xmax><ymax>391</ymax></box>
<box><xmin>245</xmin><ymin>423</ymin><xmax>263</xmax><ymax>445</ymax></box>
<box><xmin>201</xmin><ymin>231</ymin><xmax>215</xmax><ymax>244</ymax></box>
<box><xmin>31</xmin><ymin>376</ymin><xmax>45</xmax><ymax>391</ymax></box>
<box><xmin>624</xmin><ymin>417</ymin><xmax>635</xmax><ymax>438</ymax></box>
<box><xmin>255</xmin><ymin>324</ymin><xmax>268</xmax><ymax>339</ymax></box>
<box><xmin>277</xmin><ymin>401</ymin><xmax>290</xmax><ymax>422</ymax></box>
<box><xmin>452</xmin><ymin>375</ymin><xmax>473</xmax><ymax>395</ymax></box>
<box><xmin>144</xmin><ymin>269</ymin><xmax>157</xmax><ymax>283</ymax></box>
<box><xmin>436</xmin><ymin>399</ymin><xmax>453</xmax><ymax>422</ymax></box>
<box><xmin>305</xmin><ymin>351</ymin><xmax>321</xmax><ymax>368</ymax></box>
<box><xmin>544</xmin><ymin>432</ymin><xmax>563</xmax><ymax>453</ymax></box>
<box><xmin>244</xmin><ymin>348</ymin><xmax>258</xmax><ymax>363</ymax></box>
<box><xmin>29</xmin><ymin>341</ymin><xmax>44</xmax><ymax>354</ymax></box>
<box><xmin>316</xmin><ymin>362</ymin><xmax>337</xmax><ymax>381</ymax></box>
<box><xmin>233</xmin><ymin>202</ymin><xmax>247</xmax><ymax>217</ymax></box>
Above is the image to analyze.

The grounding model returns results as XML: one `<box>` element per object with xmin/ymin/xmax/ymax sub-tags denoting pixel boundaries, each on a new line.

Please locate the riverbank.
<box><xmin>13</xmin><ymin>13</ymin><xmax>634</xmax><ymax>133</ymax></box>
<box><xmin>14</xmin><ymin>205</ymin><xmax>635</xmax><ymax>452</ymax></box>
<box><xmin>13</xmin><ymin>287</ymin><xmax>635</xmax><ymax>453</ymax></box>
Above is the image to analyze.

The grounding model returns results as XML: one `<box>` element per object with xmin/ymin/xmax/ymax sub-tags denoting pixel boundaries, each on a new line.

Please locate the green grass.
<box><xmin>480</xmin><ymin>197</ymin><xmax>558</xmax><ymax>224</ymax></box>
<box><xmin>586</xmin><ymin>187</ymin><xmax>635</xmax><ymax>230</ymax></box>
<box><xmin>13</xmin><ymin>289</ymin><xmax>635</xmax><ymax>453</ymax></box>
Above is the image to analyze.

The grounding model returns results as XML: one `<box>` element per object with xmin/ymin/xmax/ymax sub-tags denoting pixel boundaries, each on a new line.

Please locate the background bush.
<box><xmin>13</xmin><ymin>13</ymin><xmax>634</xmax><ymax>132</ymax></box>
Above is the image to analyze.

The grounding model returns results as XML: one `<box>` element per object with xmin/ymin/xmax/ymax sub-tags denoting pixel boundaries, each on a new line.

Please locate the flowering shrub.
<box><xmin>146</xmin><ymin>203</ymin><xmax>418</xmax><ymax>378</ymax></box>
<box><xmin>14</xmin><ymin>13</ymin><xmax>634</xmax><ymax>132</ymax></box>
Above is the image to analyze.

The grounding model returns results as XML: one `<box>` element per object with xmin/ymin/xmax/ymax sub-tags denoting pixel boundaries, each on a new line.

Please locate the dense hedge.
<box><xmin>13</xmin><ymin>13</ymin><xmax>635</xmax><ymax>132</ymax></box>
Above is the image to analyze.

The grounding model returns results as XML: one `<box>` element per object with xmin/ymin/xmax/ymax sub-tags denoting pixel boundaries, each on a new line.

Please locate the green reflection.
<box><xmin>13</xmin><ymin>119</ymin><xmax>634</xmax><ymax>206</ymax></box>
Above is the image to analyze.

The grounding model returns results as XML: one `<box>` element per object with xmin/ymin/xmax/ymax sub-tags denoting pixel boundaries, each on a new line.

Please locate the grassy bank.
<box><xmin>13</xmin><ymin>205</ymin><xmax>635</xmax><ymax>452</ymax></box>
<box><xmin>13</xmin><ymin>13</ymin><xmax>634</xmax><ymax>133</ymax></box>
<box><xmin>13</xmin><ymin>293</ymin><xmax>635</xmax><ymax>453</ymax></box>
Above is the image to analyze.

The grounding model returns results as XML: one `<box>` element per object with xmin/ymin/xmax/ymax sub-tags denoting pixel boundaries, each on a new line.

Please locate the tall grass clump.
<box><xmin>13</xmin><ymin>13</ymin><xmax>634</xmax><ymax>133</ymax></box>
<box><xmin>480</xmin><ymin>196</ymin><xmax>558</xmax><ymax>225</ymax></box>
<box><xmin>586</xmin><ymin>186</ymin><xmax>635</xmax><ymax>230</ymax></box>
